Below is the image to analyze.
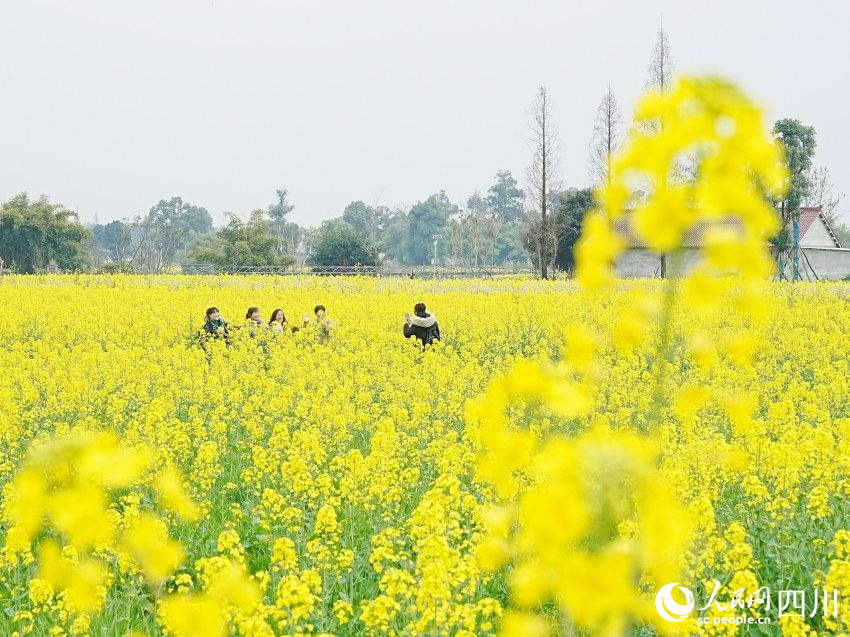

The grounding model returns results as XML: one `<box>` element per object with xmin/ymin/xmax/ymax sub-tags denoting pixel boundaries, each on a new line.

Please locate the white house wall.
<box><xmin>801</xmin><ymin>247</ymin><xmax>850</xmax><ymax>280</ymax></box>
<box><xmin>617</xmin><ymin>246</ymin><xmax>850</xmax><ymax>280</ymax></box>
<box><xmin>615</xmin><ymin>248</ymin><xmax>703</xmax><ymax>277</ymax></box>
<box><xmin>802</xmin><ymin>218</ymin><xmax>839</xmax><ymax>248</ymax></box>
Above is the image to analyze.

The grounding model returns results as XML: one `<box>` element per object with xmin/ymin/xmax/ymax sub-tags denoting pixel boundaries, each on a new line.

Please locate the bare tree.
<box><xmin>482</xmin><ymin>212</ymin><xmax>503</xmax><ymax>267</ymax></box>
<box><xmin>446</xmin><ymin>214</ymin><xmax>466</xmax><ymax>265</ymax></box>
<box><xmin>128</xmin><ymin>215</ymin><xmax>168</xmax><ymax>273</ymax></box>
<box><xmin>646</xmin><ymin>20</ymin><xmax>673</xmax><ymax>95</ymax></box>
<box><xmin>296</xmin><ymin>227</ymin><xmax>319</xmax><ymax>265</ymax></box>
<box><xmin>465</xmin><ymin>192</ymin><xmax>490</xmax><ymax>266</ymax></box>
<box><xmin>526</xmin><ymin>86</ymin><xmax>561</xmax><ymax>279</ymax></box>
<box><xmin>803</xmin><ymin>165</ymin><xmax>845</xmax><ymax>227</ymax></box>
<box><xmin>464</xmin><ymin>212</ymin><xmax>484</xmax><ymax>266</ymax></box>
<box><xmin>588</xmin><ymin>85</ymin><xmax>624</xmax><ymax>191</ymax></box>
<box><xmin>645</xmin><ymin>21</ymin><xmax>674</xmax><ymax>277</ymax></box>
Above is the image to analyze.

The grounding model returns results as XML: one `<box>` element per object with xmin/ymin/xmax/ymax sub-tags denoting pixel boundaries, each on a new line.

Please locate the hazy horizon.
<box><xmin>2</xmin><ymin>0</ymin><xmax>848</xmax><ymax>227</ymax></box>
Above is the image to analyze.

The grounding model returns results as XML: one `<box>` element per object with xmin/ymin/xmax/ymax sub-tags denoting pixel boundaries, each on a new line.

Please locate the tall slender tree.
<box><xmin>645</xmin><ymin>21</ymin><xmax>674</xmax><ymax>277</ymax></box>
<box><xmin>465</xmin><ymin>191</ymin><xmax>489</xmax><ymax>266</ymax></box>
<box><xmin>444</xmin><ymin>215</ymin><xmax>463</xmax><ymax>265</ymax></box>
<box><xmin>646</xmin><ymin>21</ymin><xmax>673</xmax><ymax>95</ymax></box>
<box><xmin>526</xmin><ymin>86</ymin><xmax>561</xmax><ymax>279</ymax></box>
<box><xmin>267</xmin><ymin>189</ymin><xmax>296</xmax><ymax>256</ymax></box>
<box><xmin>588</xmin><ymin>86</ymin><xmax>624</xmax><ymax>192</ymax></box>
<box><xmin>773</xmin><ymin>118</ymin><xmax>817</xmax><ymax>280</ymax></box>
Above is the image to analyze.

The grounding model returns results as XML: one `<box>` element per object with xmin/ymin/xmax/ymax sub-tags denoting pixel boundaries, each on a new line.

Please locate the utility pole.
<box><xmin>432</xmin><ymin>234</ymin><xmax>441</xmax><ymax>279</ymax></box>
<box><xmin>778</xmin><ymin>201</ymin><xmax>786</xmax><ymax>279</ymax></box>
<box><xmin>792</xmin><ymin>216</ymin><xmax>801</xmax><ymax>281</ymax></box>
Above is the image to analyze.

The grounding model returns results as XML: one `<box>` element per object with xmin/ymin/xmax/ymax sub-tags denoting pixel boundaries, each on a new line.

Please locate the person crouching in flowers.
<box><xmin>313</xmin><ymin>304</ymin><xmax>334</xmax><ymax>342</ymax></box>
<box><xmin>199</xmin><ymin>306</ymin><xmax>228</xmax><ymax>349</ymax></box>
<box><xmin>268</xmin><ymin>308</ymin><xmax>308</xmax><ymax>335</ymax></box>
<box><xmin>404</xmin><ymin>302</ymin><xmax>441</xmax><ymax>347</ymax></box>
<box><xmin>245</xmin><ymin>307</ymin><xmax>267</xmax><ymax>336</ymax></box>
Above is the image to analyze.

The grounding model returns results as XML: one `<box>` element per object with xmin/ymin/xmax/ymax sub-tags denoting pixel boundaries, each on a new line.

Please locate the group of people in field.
<box><xmin>199</xmin><ymin>301</ymin><xmax>441</xmax><ymax>349</ymax></box>
<box><xmin>200</xmin><ymin>304</ymin><xmax>333</xmax><ymax>347</ymax></box>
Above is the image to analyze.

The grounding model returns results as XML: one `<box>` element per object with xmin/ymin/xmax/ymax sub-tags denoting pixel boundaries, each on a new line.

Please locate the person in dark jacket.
<box><xmin>403</xmin><ymin>302</ymin><xmax>441</xmax><ymax>347</ymax></box>
<box><xmin>200</xmin><ymin>306</ymin><xmax>229</xmax><ymax>348</ymax></box>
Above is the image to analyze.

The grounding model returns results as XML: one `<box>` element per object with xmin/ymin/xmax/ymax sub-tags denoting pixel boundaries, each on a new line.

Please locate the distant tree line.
<box><xmin>0</xmin><ymin>177</ymin><xmax>604</xmax><ymax>275</ymax></box>
<box><xmin>2</xmin><ymin>23</ymin><xmax>846</xmax><ymax>276</ymax></box>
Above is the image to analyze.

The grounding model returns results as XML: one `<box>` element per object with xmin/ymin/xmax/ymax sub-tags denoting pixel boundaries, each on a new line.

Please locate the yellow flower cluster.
<box><xmin>471</xmin><ymin>76</ymin><xmax>849</xmax><ymax>636</ymax></box>
<box><xmin>578</xmin><ymin>76</ymin><xmax>788</xmax><ymax>289</ymax></box>
<box><xmin>0</xmin><ymin>76</ymin><xmax>847</xmax><ymax>637</ymax></box>
<box><xmin>1</xmin><ymin>432</ymin><xmax>198</xmax><ymax>633</ymax></box>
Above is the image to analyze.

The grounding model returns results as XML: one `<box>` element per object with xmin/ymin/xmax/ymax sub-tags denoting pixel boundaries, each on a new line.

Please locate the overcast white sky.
<box><xmin>1</xmin><ymin>0</ymin><xmax>848</xmax><ymax>227</ymax></box>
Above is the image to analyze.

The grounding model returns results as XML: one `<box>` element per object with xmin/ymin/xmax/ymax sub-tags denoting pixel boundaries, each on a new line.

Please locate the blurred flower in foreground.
<box><xmin>1</xmin><ymin>431</ymin><xmax>198</xmax><ymax>619</ymax></box>
<box><xmin>475</xmin><ymin>75</ymin><xmax>790</xmax><ymax>636</ymax></box>
<box><xmin>475</xmin><ymin>412</ymin><xmax>692</xmax><ymax>635</ymax></box>
<box><xmin>577</xmin><ymin>75</ymin><xmax>788</xmax><ymax>290</ymax></box>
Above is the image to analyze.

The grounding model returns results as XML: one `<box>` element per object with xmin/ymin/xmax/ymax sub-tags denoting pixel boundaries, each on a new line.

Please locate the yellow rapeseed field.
<box><xmin>1</xmin><ymin>77</ymin><xmax>849</xmax><ymax>637</ymax></box>
<box><xmin>0</xmin><ymin>275</ymin><xmax>848</xmax><ymax>636</ymax></box>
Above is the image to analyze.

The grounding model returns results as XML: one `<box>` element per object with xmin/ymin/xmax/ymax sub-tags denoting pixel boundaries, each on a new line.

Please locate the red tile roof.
<box><xmin>797</xmin><ymin>207</ymin><xmax>822</xmax><ymax>238</ymax></box>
